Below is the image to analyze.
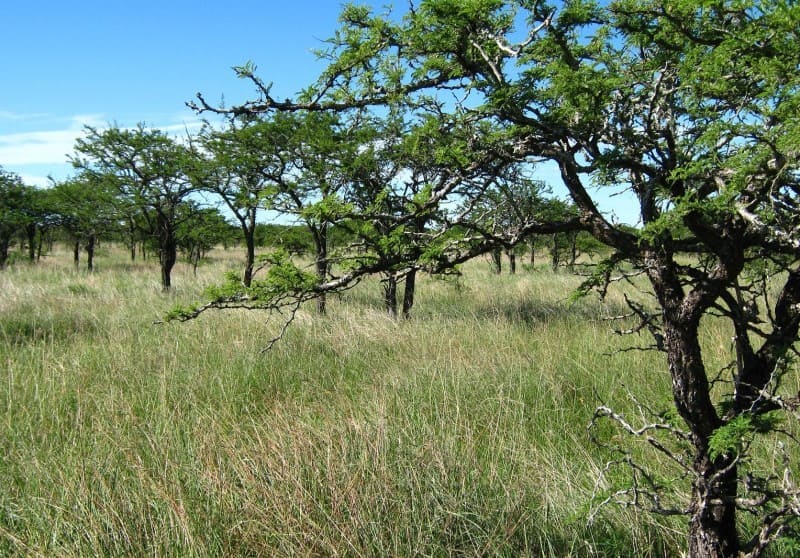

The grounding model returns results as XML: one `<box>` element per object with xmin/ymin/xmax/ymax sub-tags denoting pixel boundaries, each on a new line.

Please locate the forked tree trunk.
<box><xmin>648</xmin><ymin>246</ymin><xmax>740</xmax><ymax>557</ymax></box>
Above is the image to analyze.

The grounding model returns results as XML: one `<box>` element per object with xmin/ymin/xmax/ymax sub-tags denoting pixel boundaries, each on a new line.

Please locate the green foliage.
<box><xmin>163</xmin><ymin>303</ymin><xmax>201</xmax><ymax>322</ymax></box>
<box><xmin>200</xmin><ymin>249</ymin><xmax>320</xmax><ymax>307</ymax></box>
<box><xmin>708</xmin><ymin>412</ymin><xmax>783</xmax><ymax>461</ymax></box>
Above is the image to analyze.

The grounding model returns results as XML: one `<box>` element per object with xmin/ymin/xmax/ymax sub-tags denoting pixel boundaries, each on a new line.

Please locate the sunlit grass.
<box><xmin>0</xmin><ymin>244</ymin><xmax>795</xmax><ymax>556</ymax></box>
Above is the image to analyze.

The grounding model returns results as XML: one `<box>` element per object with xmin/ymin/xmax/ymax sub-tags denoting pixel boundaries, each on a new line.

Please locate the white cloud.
<box><xmin>0</xmin><ymin>129</ymin><xmax>84</xmax><ymax>166</ymax></box>
<box><xmin>0</xmin><ymin>110</ymin><xmax>51</xmax><ymax>121</ymax></box>
<box><xmin>0</xmin><ymin>113</ymin><xmax>203</xmax><ymax>169</ymax></box>
<box><xmin>19</xmin><ymin>173</ymin><xmax>54</xmax><ymax>188</ymax></box>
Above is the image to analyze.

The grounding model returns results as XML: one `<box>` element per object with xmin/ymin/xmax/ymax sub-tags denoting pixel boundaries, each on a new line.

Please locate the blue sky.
<box><xmin>1</xmin><ymin>1</ymin><xmax>379</xmax><ymax>187</ymax></box>
<box><xmin>1</xmin><ymin>1</ymin><xmax>640</xmax><ymax>224</ymax></box>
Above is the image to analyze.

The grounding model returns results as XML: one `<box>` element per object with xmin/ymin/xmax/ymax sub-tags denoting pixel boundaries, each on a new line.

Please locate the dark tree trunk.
<box><xmin>0</xmin><ymin>236</ymin><xmax>10</xmax><ymax>269</ymax></box>
<box><xmin>529</xmin><ymin>238</ymin><xmax>536</xmax><ymax>267</ymax></box>
<box><xmin>733</xmin><ymin>268</ymin><xmax>800</xmax><ymax>414</ymax></box>
<box><xmin>26</xmin><ymin>223</ymin><xmax>36</xmax><ymax>262</ymax></box>
<box><xmin>191</xmin><ymin>245</ymin><xmax>200</xmax><ymax>276</ymax></box>
<box><xmin>158</xmin><ymin>214</ymin><xmax>177</xmax><ymax>291</ymax></box>
<box><xmin>384</xmin><ymin>272</ymin><xmax>398</xmax><ymax>317</ymax></box>
<box><xmin>491</xmin><ymin>248</ymin><xmax>502</xmax><ymax>274</ymax></box>
<box><xmin>243</xmin><ymin>233</ymin><xmax>255</xmax><ymax>287</ymax></box>
<box><xmin>36</xmin><ymin>230</ymin><xmax>45</xmax><ymax>262</ymax></box>
<box><xmin>663</xmin><ymin>320</ymin><xmax>738</xmax><ymax>557</ymax></box>
<box><xmin>507</xmin><ymin>249</ymin><xmax>516</xmax><ymax>275</ymax></box>
<box><xmin>73</xmin><ymin>240</ymin><xmax>80</xmax><ymax>271</ymax></box>
<box><xmin>551</xmin><ymin>234</ymin><xmax>560</xmax><ymax>271</ymax></box>
<box><xmin>647</xmin><ymin>251</ymin><xmax>739</xmax><ymax>557</ymax></box>
<box><xmin>86</xmin><ymin>234</ymin><xmax>96</xmax><ymax>272</ymax></box>
<box><xmin>402</xmin><ymin>268</ymin><xmax>417</xmax><ymax>319</ymax></box>
<box><xmin>568</xmin><ymin>234</ymin><xmax>578</xmax><ymax>271</ymax></box>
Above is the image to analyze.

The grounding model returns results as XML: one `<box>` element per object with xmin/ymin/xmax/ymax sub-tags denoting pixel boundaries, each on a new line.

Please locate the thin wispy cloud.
<box><xmin>0</xmin><ymin>114</ymin><xmax>202</xmax><ymax>170</ymax></box>
<box><xmin>0</xmin><ymin>110</ymin><xmax>50</xmax><ymax>121</ymax></box>
<box><xmin>0</xmin><ymin>130</ymin><xmax>85</xmax><ymax>166</ymax></box>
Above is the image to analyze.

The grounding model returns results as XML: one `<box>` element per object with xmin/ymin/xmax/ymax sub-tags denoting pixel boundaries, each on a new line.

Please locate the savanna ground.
<box><xmin>1</xmin><ymin>244</ymin><xmax>797</xmax><ymax>556</ymax></box>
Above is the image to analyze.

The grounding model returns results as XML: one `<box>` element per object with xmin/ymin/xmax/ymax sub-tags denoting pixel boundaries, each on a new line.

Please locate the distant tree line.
<box><xmin>1</xmin><ymin>114</ymin><xmax>587</xmax><ymax>302</ymax></box>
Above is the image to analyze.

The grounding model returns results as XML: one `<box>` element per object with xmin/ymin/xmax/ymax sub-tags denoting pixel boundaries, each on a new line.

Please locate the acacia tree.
<box><xmin>175</xmin><ymin>204</ymin><xmax>234</xmax><ymax>274</ymax></box>
<box><xmin>74</xmin><ymin>125</ymin><xmax>197</xmax><ymax>290</ymax></box>
<box><xmin>194</xmin><ymin>116</ymin><xmax>294</xmax><ymax>286</ymax></box>
<box><xmin>0</xmin><ymin>168</ymin><xmax>33</xmax><ymax>269</ymax></box>
<box><xmin>463</xmin><ymin>176</ymin><xmax>555</xmax><ymax>274</ymax></box>
<box><xmin>341</xmin><ymin>111</ymin><xmax>503</xmax><ymax>317</ymax></box>
<box><xmin>49</xmin><ymin>173</ymin><xmax>118</xmax><ymax>271</ymax></box>
<box><xmin>265</xmin><ymin>110</ymin><xmax>368</xmax><ymax>315</ymax></box>
<box><xmin>184</xmin><ymin>1</ymin><xmax>800</xmax><ymax>555</ymax></box>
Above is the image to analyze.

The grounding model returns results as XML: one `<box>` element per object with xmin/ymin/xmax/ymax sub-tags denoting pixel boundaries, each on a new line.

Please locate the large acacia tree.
<box><xmin>74</xmin><ymin>125</ymin><xmax>197</xmax><ymax>290</ymax></box>
<box><xmin>185</xmin><ymin>1</ymin><xmax>800</xmax><ymax>555</ymax></box>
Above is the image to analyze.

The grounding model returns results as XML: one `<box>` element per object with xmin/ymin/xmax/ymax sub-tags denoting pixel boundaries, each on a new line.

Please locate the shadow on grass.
<box><xmin>456</xmin><ymin>296</ymin><xmax>632</xmax><ymax>328</ymax></box>
<box><xmin>0</xmin><ymin>308</ymin><xmax>100</xmax><ymax>345</ymax></box>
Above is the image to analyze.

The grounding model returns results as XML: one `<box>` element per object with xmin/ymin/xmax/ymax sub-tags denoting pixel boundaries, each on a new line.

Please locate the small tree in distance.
<box><xmin>194</xmin><ymin>116</ymin><xmax>293</xmax><ymax>287</ymax></box>
<box><xmin>49</xmin><ymin>172</ymin><xmax>119</xmax><ymax>271</ymax></box>
<box><xmin>0</xmin><ymin>167</ymin><xmax>33</xmax><ymax>269</ymax></box>
<box><xmin>74</xmin><ymin>125</ymin><xmax>197</xmax><ymax>290</ymax></box>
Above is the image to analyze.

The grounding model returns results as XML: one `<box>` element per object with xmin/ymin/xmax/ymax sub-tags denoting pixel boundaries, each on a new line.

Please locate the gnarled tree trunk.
<box><xmin>649</xmin><ymin>250</ymin><xmax>739</xmax><ymax>557</ymax></box>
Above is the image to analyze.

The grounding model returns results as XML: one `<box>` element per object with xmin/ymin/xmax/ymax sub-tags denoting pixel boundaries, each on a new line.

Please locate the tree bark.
<box><xmin>243</xmin><ymin>230</ymin><xmax>256</xmax><ymax>287</ymax></box>
<box><xmin>384</xmin><ymin>272</ymin><xmax>398</xmax><ymax>317</ymax></box>
<box><xmin>26</xmin><ymin>223</ymin><xmax>36</xmax><ymax>262</ymax></box>
<box><xmin>73</xmin><ymin>240</ymin><xmax>80</xmax><ymax>271</ymax></box>
<box><xmin>158</xmin><ymin>214</ymin><xmax>176</xmax><ymax>291</ymax></box>
<box><xmin>86</xmin><ymin>234</ymin><xmax>96</xmax><ymax>272</ymax></box>
<box><xmin>551</xmin><ymin>234</ymin><xmax>560</xmax><ymax>271</ymax></box>
<box><xmin>507</xmin><ymin>249</ymin><xmax>516</xmax><ymax>275</ymax></box>
<box><xmin>663</xmin><ymin>320</ymin><xmax>739</xmax><ymax>557</ymax></box>
<box><xmin>568</xmin><ymin>234</ymin><xmax>578</xmax><ymax>271</ymax></box>
<box><xmin>0</xmin><ymin>237</ymin><xmax>10</xmax><ymax>269</ymax></box>
<box><xmin>529</xmin><ymin>238</ymin><xmax>535</xmax><ymax>268</ymax></box>
<box><xmin>648</xmin><ymin>249</ymin><xmax>739</xmax><ymax>557</ymax></box>
<box><xmin>402</xmin><ymin>268</ymin><xmax>417</xmax><ymax>319</ymax></box>
<box><xmin>36</xmin><ymin>229</ymin><xmax>45</xmax><ymax>261</ymax></box>
<box><xmin>491</xmin><ymin>248</ymin><xmax>502</xmax><ymax>274</ymax></box>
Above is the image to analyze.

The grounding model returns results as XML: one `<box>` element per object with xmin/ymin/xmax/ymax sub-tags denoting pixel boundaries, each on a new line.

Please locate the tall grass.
<box><xmin>0</xmin><ymin>246</ymin><xmax>793</xmax><ymax>556</ymax></box>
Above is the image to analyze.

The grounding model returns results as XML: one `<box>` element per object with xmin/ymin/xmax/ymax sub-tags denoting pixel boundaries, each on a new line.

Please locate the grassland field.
<box><xmin>1</xmin><ymin>243</ymin><xmax>797</xmax><ymax>557</ymax></box>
